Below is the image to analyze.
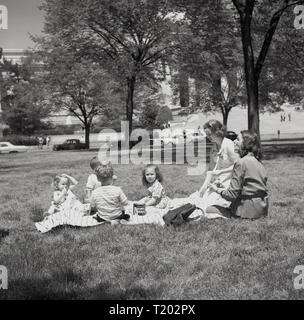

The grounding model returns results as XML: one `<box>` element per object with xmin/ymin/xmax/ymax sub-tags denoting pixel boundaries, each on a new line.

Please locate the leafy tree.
<box><xmin>260</xmin><ymin>9</ymin><xmax>304</xmax><ymax>108</ymax></box>
<box><xmin>140</xmin><ymin>99</ymin><xmax>162</xmax><ymax>130</ymax></box>
<box><xmin>156</xmin><ymin>105</ymin><xmax>173</xmax><ymax>127</ymax></box>
<box><xmin>231</xmin><ymin>0</ymin><xmax>304</xmax><ymax>136</ymax></box>
<box><xmin>0</xmin><ymin>55</ymin><xmax>51</xmax><ymax>135</ymax></box>
<box><xmin>38</xmin><ymin>45</ymin><xmax>122</xmax><ymax>148</ymax></box>
<box><xmin>168</xmin><ymin>0</ymin><xmax>245</xmax><ymax>126</ymax></box>
<box><xmin>38</xmin><ymin>0</ymin><xmax>174</xmax><ymax>137</ymax></box>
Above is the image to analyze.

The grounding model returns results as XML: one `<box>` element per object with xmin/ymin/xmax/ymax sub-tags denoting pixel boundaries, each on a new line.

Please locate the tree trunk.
<box><xmin>126</xmin><ymin>76</ymin><xmax>136</xmax><ymax>138</ymax></box>
<box><xmin>179</xmin><ymin>68</ymin><xmax>189</xmax><ymax>109</ymax></box>
<box><xmin>194</xmin><ymin>78</ymin><xmax>202</xmax><ymax>109</ymax></box>
<box><xmin>84</xmin><ymin>120</ymin><xmax>90</xmax><ymax>149</ymax></box>
<box><xmin>222</xmin><ymin>107</ymin><xmax>229</xmax><ymax>127</ymax></box>
<box><xmin>240</xmin><ymin>10</ymin><xmax>260</xmax><ymax>137</ymax></box>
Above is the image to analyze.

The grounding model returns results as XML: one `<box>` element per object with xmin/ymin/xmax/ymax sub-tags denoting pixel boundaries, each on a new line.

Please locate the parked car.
<box><xmin>0</xmin><ymin>142</ymin><xmax>29</xmax><ymax>154</ymax></box>
<box><xmin>177</xmin><ymin>109</ymin><xmax>191</xmax><ymax>116</ymax></box>
<box><xmin>186</xmin><ymin>132</ymin><xmax>207</xmax><ymax>143</ymax></box>
<box><xmin>53</xmin><ymin>139</ymin><xmax>86</xmax><ymax>151</ymax></box>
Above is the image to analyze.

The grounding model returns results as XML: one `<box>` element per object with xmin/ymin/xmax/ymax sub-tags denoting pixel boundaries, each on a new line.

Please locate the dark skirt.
<box><xmin>231</xmin><ymin>196</ymin><xmax>269</xmax><ymax>219</ymax></box>
<box><xmin>206</xmin><ymin>195</ymin><xmax>269</xmax><ymax>220</ymax></box>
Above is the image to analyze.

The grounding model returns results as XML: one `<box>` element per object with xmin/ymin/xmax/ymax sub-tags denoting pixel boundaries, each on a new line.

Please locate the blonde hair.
<box><xmin>52</xmin><ymin>175</ymin><xmax>69</xmax><ymax>190</ymax></box>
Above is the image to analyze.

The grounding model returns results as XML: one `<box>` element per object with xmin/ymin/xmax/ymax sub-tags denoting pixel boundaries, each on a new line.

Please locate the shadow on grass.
<box><xmin>0</xmin><ymin>164</ymin><xmax>33</xmax><ymax>173</ymax></box>
<box><xmin>0</xmin><ymin>228</ymin><xmax>10</xmax><ymax>241</ymax></box>
<box><xmin>0</xmin><ymin>276</ymin><xmax>162</xmax><ymax>300</ymax></box>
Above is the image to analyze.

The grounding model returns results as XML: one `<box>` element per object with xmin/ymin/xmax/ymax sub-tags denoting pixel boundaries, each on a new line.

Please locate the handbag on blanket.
<box><xmin>163</xmin><ymin>203</ymin><xmax>197</xmax><ymax>226</ymax></box>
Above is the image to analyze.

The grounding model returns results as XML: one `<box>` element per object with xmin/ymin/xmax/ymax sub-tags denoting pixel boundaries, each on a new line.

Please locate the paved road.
<box><xmin>25</xmin><ymin>137</ymin><xmax>304</xmax><ymax>153</ymax></box>
<box><xmin>261</xmin><ymin>139</ymin><xmax>304</xmax><ymax>145</ymax></box>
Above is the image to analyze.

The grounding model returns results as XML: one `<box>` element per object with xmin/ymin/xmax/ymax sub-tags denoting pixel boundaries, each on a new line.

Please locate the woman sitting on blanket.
<box><xmin>206</xmin><ymin>131</ymin><xmax>268</xmax><ymax>219</ymax></box>
<box><xmin>198</xmin><ymin>120</ymin><xmax>239</xmax><ymax>212</ymax></box>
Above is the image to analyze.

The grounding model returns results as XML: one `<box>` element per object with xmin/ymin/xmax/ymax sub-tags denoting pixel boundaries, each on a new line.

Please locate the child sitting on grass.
<box><xmin>46</xmin><ymin>173</ymin><xmax>79</xmax><ymax>216</ymax></box>
<box><xmin>85</xmin><ymin>156</ymin><xmax>117</xmax><ymax>202</ymax></box>
<box><xmin>135</xmin><ymin>164</ymin><xmax>169</xmax><ymax>209</ymax></box>
<box><xmin>90</xmin><ymin>161</ymin><xmax>129</xmax><ymax>223</ymax></box>
<box><xmin>35</xmin><ymin>173</ymin><xmax>95</xmax><ymax>233</ymax></box>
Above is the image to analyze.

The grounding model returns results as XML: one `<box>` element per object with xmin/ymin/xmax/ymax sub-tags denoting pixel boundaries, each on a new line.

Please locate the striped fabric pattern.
<box><xmin>35</xmin><ymin>211</ymin><xmax>104</xmax><ymax>233</ymax></box>
<box><xmin>90</xmin><ymin>185</ymin><xmax>128</xmax><ymax>221</ymax></box>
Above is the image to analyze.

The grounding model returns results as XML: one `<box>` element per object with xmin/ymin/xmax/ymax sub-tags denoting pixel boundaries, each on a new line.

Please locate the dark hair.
<box><xmin>203</xmin><ymin>119</ymin><xmax>226</xmax><ymax>138</ymax></box>
<box><xmin>142</xmin><ymin>164</ymin><xmax>163</xmax><ymax>187</ymax></box>
<box><xmin>240</xmin><ymin>130</ymin><xmax>262</xmax><ymax>160</ymax></box>
<box><xmin>90</xmin><ymin>156</ymin><xmax>101</xmax><ymax>170</ymax></box>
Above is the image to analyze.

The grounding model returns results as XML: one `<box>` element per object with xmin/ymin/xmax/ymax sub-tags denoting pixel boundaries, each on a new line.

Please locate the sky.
<box><xmin>0</xmin><ymin>0</ymin><xmax>44</xmax><ymax>49</ymax></box>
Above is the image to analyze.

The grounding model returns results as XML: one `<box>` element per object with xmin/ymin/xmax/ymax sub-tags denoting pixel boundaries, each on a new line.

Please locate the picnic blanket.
<box><xmin>168</xmin><ymin>192</ymin><xmax>228</xmax><ymax>220</ymax></box>
<box><xmin>35</xmin><ymin>206</ymin><xmax>104</xmax><ymax>233</ymax></box>
<box><xmin>35</xmin><ymin>193</ymin><xmax>227</xmax><ymax>233</ymax></box>
<box><xmin>121</xmin><ymin>202</ymin><xmax>167</xmax><ymax>226</ymax></box>
<box><xmin>120</xmin><ymin>199</ymin><xmax>206</xmax><ymax>227</ymax></box>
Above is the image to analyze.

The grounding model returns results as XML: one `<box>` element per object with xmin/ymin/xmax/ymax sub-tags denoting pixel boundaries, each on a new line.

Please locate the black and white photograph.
<box><xmin>1</xmin><ymin>0</ymin><xmax>304</xmax><ymax>305</ymax></box>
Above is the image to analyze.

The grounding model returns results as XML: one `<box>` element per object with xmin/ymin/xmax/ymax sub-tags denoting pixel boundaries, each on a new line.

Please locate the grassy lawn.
<box><xmin>1</xmin><ymin>150</ymin><xmax>304</xmax><ymax>300</ymax></box>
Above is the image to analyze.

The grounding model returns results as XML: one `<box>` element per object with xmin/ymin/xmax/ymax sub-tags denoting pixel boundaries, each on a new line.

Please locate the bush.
<box><xmin>1</xmin><ymin>135</ymin><xmax>40</xmax><ymax>146</ymax></box>
<box><xmin>91</xmin><ymin>123</ymin><xmax>122</xmax><ymax>133</ymax></box>
<box><xmin>38</xmin><ymin>124</ymin><xmax>82</xmax><ymax>135</ymax></box>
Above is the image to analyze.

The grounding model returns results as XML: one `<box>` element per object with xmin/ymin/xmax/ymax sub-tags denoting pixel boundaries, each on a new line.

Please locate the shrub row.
<box><xmin>0</xmin><ymin>135</ymin><xmax>42</xmax><ymax>146</ymax></box>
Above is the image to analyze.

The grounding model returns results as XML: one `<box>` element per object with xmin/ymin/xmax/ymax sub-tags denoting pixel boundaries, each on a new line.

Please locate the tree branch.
<box><xmin>87</xmin><ymin>23</ymin><xmax>118</xmax><ymax>57</ymax></box>
<box><xmin>232</xmin><ymin>0</ymin><xmax>246</xmax><ymax>16</ymax></box>
<box><xmin>89</xmin><ymin>19</ymin><xmax>135</xmax><ymax>58</ymax></box>
<box><xmin>142</xmin><ymin>47</ymin><xmax>170</xmax><ymax>67</ymax></box>
<box><xmin>61</xmin><ymin>101</ymin><xmax>85</xmax><ymax>125</ymax></box>
<box><xmin>255</xmin><ymin>0</ymin><xmax>304</xmax><ymax>79</ymax></box>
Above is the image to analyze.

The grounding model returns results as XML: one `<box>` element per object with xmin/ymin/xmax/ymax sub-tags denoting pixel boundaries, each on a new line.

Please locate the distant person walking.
<box><xmin>288</xmin><ymin>113</ymin><xmax>291</xmax><ymax>121</ymax></box>
<box><xmin>277</xmin><ymin>129</ymin><xmax>280</xmax><ymax>140</ymax></box>
<box><xmin>38</xmin><ymin>136</ymin><xmax>44</xmax><ymax>150</ymax></box>
<box><xmin>46</xmin><ymin>136</ymin><xmax>51</xmax><ymax>148</ymax></box>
